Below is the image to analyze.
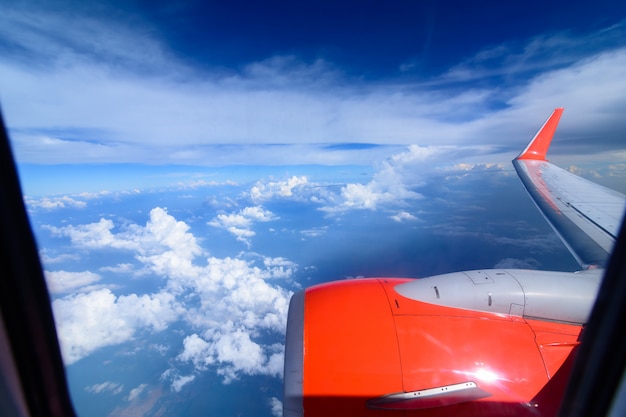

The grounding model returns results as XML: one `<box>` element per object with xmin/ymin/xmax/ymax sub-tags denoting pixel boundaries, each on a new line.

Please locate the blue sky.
<box><xmin>1</xmin><ymin>2</ymin><xmax>626</xmax><ymax>416</ymax></box>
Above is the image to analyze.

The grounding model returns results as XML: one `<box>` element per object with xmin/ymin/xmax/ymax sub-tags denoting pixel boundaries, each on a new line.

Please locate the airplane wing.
<box><xmin>283</xmin><ymin>109</ymin><xmax>626</xmax><ymax>417</ymax></box>
<box><xmin>512</xmin><ymin>108</ymin><xmax>626</xmax><ymax>269</ymax></box>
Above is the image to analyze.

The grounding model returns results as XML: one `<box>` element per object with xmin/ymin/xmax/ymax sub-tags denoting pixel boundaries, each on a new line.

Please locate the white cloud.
<box><xmin>503</xmin><ymin>49</ymin><xmax>626</xmax><ymax>143</ymax></box>
<box><xmin>150</xmin><ymin>344</ymin><xmax>169</xmax><ymax>355</ymax></box>
<box><xmin>209</xmin><ymin>206</ymin><xmax>278</xmax><ymax>247</ymax></box>
<box><xmin>493</xmin><ymin>257</ymin><xmax>541</xmax><ymax>269</ymax></box>
<box><xmin>39</xmin><ymin>249</ymin><xmax>81</xmax><ymax>264</ymax></box>
<box><xmin>177</xmin><ymin>332</ymin><xmax>284</xmax><ymax>384</ymax></box>
<box><xmin>172</xmin><ymin>375</ymin><xmax>195</xmax><ymax>392</ymax></box>
<box><xmin>214</xmin><ymin>331</ymin><xmax>269</xmax><ymax>379</ymax></box>
<box><xmin>176</xmin><ymin>334</ymin><xmax>212</xmax><ymax>369</ymax></box>
<box><xmin>52</xmin><ymin>289</ymin><xmax>183</xmax><ymax>364</ymax></box>
<box><xmin>127</xmin><ymin>384</ymin><xmax>148</xmax><ymax>402</ymax></box>
<box><xmin>44</xmin><ymin>270</ymin><xmax>101</xmax><ymax>294</ymax></box>
<box><xmin>300</xmin><ymin>227</ymin><xmax>328</xmax><ymax>238</ymax></box>
<box><xmin>567</xmin><ymin>165</ymin><xmax>602</xmax><ymax>179</ymax></box>
<box><xmin>45</xmin><ymin>208</ymin><xmax>203</xmax><ymax>273</ymax></box>
<box><xmin>47</xmin><ymin>208</ymin><xmax>295</xmax><ymax>383</ymax></box>
<box><xmin>242</xmin><ymin>206</ymin><xmax>277</xmax><ymax>222</ymax></box>
<box><xmin>445</xmin><ymin>163</ymin><xmax>507</xmax><ymax>172</ymax></box>
<box><xmin>250</xmin><ymin>176</ymin><xmax>308</xmax><ymax>201</ymax></box>
<box><xmin>25</xmin><ymin>195</ymin><xmax>87</xmax><ymax>210</ymax></box>
<box><xmin>173</xmin><ymin>255</ymin><xmax>294</xmax><ymax>336</ymax></box>
<box><xmin>390</xmin><ymin>211</ymin><xmax>419</xmax><ymax>222</ymax></box>
<box><xmin>86</xmin><ymin>381</ymin><xmax>123</xmax><ymax>395</ymax></box>
<box><xmin>99</xmin><ymin>263</ymin><xmax>135</xmax><ymax>274</ymax></box>
<box><xmin>440</xmin><ymin>28</ymin><xmax>625</xmax><ymax>84</ymax></box>
<box><xmin>76</xmin><ymin>191</ymin><xmax>112</xmax><ymax>199</ymax></box>
<box><xmin>176</xmin><ymin>179</ymin><xmax>239</xmax><ymax>189</ymax></box>
<box><xmin>321</xmin><ymin>145</ymin><xmax>443</xmax><ymax>212</ymax></box>
<box><xmin>313</xmin><ymin>143</ymin><xmax>511</xmax><ymax>213</ymax></box>
<box><xmin>262</xmin><ymin>256</ymin><xmax>298</xmax><ymax>279</ymax></box>
<box><xmin>160</xmin><ymin>370</ymin><xmax>196</xmax><ymax>393</ymax></box>
<box><xmin>491</xmin><ymin>235</ymin><xmax>563</xmax><ymax>251</ymax></box>
<box><xmin>269</xmin><ymin>397</ymin><xmax>283</xmax><ymax>417</ymax></box>
<box><xmin>45</xmin><ymin>218</ymin><xmax>132</xmax><ymax>250</ymax></box>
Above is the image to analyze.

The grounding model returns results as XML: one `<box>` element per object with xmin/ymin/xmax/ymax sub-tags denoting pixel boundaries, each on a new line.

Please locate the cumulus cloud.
<box><xmin>250</xmin><ymin>176</ymin><xmax>308</xmax><ymax>201</ymax></box>
<box><xmin>241</xmin><ymin>153</ymin><xmax>458</xmax><ymax>215</ymax></box>
<box><xmin>45</xmin><ymin>218</ymin><xmax>133</xmax><ymax>250</ymax></box>
<box><xmin>176</xmin><ymin>334</ymin><xmax>211</xmax><ymax>368</ymax></box>
<box><xmin>45</xmin><ymin>207</ymin><xmax>203</xmax><ymax>270</ymax></box>
<box><xmin>269</xmin><ymin>396</ymin><xmax>283</xmax><ymax>417</ymax></box>
<box><xmin>52</xmin><ymin>289</ymin><xmax>183</xmax><ymax>364</ymax></box>
<box><xmin>177</xmin><ymin>332</ymin><xmax>284</xmax><ymax>384</ymax></box>
<box><xmin>168</xmin><ymin>254</ymin><xmax>293</xmax><ymax>383</ymax></box>
<box><xmin>47</xmin><ymin>207</ymin><xmax>295</xmax><ymax>384</ymax></box>
<box><xmin>209</xmin><ymin>206</ymin><xmax>278</xmax><ymax>247</ymax></box>
<box><xmin>390</xmin><ymin>211</ymin><xmax>419</xmax><ymax>222</ymax></box>
<box><xmin>262</xmin><ymin>256</ymin><xmax>298</xmax><ymax>279</ymax></box>
<box><xmin>248</xmin><ymin>144</ymin><xmax>502</xmax><ymax>214</ymax></box>
<box><xmin>321</xmin><ymin>145</ymin><xmax>449</xmax><ymax>212</ymax></box>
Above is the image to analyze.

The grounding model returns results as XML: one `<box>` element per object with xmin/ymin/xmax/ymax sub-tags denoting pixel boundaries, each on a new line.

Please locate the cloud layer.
<box><xmin>1</xmin><ymin>6</ymin><xmax>625</xmax><ymax>165</ymax></box>
<box><xmin>46</xmin><ymin>207</ymin><xmax>294</xmax><ymax>387</ymax></box>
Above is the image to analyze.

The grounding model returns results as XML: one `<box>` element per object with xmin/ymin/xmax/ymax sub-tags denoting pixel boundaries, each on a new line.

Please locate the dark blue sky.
<box><xmin>125</xmin><ymin>0</ymin><xmax>625</xmax><ymax>78</ymax></box>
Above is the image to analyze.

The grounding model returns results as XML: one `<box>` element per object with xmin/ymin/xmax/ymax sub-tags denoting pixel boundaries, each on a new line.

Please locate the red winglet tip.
<box><xmin>516</xmin><ymin>108</ymin><xmax>564</xmax><ymax>161</ymax></box>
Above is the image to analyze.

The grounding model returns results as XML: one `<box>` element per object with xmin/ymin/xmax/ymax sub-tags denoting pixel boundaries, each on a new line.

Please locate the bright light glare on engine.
<box><xmin>474</xmin><ymin>368</ymin><xmax>499</xmax><ymax>383</ymax></box>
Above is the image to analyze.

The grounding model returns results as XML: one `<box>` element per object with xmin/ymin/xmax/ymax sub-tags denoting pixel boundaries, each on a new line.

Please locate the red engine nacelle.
<box><xmin>284</xmin><ymin>278</ymin><xmax>581</xmax><ymax>417</ymax></box>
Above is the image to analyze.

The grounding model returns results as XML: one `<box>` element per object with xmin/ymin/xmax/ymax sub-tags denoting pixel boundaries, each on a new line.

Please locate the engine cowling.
<box><xmin>284</xmin><ymin>273</ymin><xmax>586</xmax><ymax>416</ymax></box>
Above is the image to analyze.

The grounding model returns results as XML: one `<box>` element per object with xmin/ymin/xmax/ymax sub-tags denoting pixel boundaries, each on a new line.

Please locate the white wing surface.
<box><xmin>513</xmin><ymin>108</ymin><xmax>626</xmax><ymax>268</ymax></box>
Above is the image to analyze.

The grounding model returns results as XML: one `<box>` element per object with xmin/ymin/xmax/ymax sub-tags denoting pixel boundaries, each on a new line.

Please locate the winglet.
<box><xmin>516</xmin><ymin>108</ymin><xmax>564</xmax><ymax>161</ymax></box>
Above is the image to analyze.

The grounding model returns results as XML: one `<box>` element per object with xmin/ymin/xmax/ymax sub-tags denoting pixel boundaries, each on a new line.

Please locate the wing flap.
<box><xmin>513</xmin><ymin>109</ymin><xmax>626</xmax><ymax>268</ymax></box>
